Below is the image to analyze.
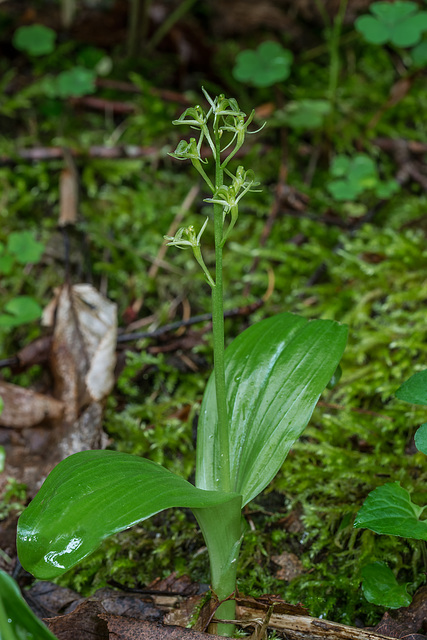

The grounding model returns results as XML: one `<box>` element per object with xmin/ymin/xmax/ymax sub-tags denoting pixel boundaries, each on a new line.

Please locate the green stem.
<box><xmin>211</xmin><ymin>125</ymin><xmax>231</xmax><ymax>495</ymax></box>
<box><xmin>194</xmin><ymin>495</ymin><xmax>243</xmax><ymax>636</ymax></box>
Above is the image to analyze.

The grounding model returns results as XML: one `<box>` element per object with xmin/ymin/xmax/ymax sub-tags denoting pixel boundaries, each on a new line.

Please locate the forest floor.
<box><xmin>1</xmin><ymin>1</ymin><xmax>427</xmax><ymax>638</ymax></box>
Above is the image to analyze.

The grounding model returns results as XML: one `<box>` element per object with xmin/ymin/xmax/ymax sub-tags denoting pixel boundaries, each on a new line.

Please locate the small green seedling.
<box><xmin>355</xmin><ymin>1</ymin><xmax>427</xmax><ymax>48</ymax></box>
<box><xmin>0</xmin><ymin>231</ymin><xmax>44</xmax><ymax>274</ymax></box>
<box><xmin>12</xmin><ymin>25</ymin><xmax>106</xmax><ymax>99</ymax></box>
<box><xmin>355</xmin><ymin>369</ymin><xmax>427</xmax><ymax>608</ymax></box>
<box><xmin>53</xmin><ymin>66</ymin><xmax>96</xmax><ymax>98</ymax></box>
<box><xmin>0</xmin><ymin>231</ymin><xmax>44</xmax><ymax>328</ymax></box>
<box><xmin>16</xmin><ymin>91</ymin><xmax>347</xmax><ymax>636</ymax></box>
<box><xmin>233</xmin><ymin>41</ymin><xmax>293</xmax><ymax>88</ymax></box>
<box><xmin>327</xmin><ymin>154</ymin><xmax>399</xmax><ymax>202</ymax></box>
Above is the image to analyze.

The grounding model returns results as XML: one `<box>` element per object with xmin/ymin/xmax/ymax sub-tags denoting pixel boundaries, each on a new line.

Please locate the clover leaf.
<box><xmin>233</xmin><ymin>41</ymin><xmax>293</xmax><ymax>88</ymax></box>
<box><xmin>55</xmin><ymin>66</ymin><xmax>96</xmax><ymax>98</ymax></box>
<box><xmin>281</xmin><ymin>99</ymin><xmax>331</xmax><ymax>130</ymax></box>
<box><xmin>411</xmin><ymin>40</ymin><xmax>427</xmax><ymax>66</ymax></box>
<box><xmin>13</xmin><ymin>24</ymin><xmax>56</xmax><ymax>56</ymax></box>
<box><xmin>327</xmin><ymin>154</ymin><xmax>399</xmax><ymax>202</ymax></box>
<box><xmin>355</xmin><ymin>1</ymin><xmax>427</xmax><ymax>47</ymax></box>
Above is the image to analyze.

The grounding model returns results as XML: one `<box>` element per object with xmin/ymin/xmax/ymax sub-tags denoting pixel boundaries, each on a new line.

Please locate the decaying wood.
<box><xmin>235</xmin><ymin>607</ymin><xmax>398</xmax><ymax>640</ymax></box>
<box><xmin>23</xmin><ymin>577</ymin><xmax>427</xmax><ymax>640</ymax></box>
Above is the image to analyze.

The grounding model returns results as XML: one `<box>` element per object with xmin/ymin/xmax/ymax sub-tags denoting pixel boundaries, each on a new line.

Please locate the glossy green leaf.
<box><xmin>395</xmin><ymin>370</ymin><xmax>427</xmax><ymax>405</ymax></box>
<box><xmin>361</xmin><ymin>562</ymin><xmax>411</xmax><ymax>608</ymax></box>
<box><xmin>415</xmin><ymin>423</ymin><xmax>427</xmax><ymax>454</ymax></box>
<box><xmin>196</xmin><ymin>312</ymin><xmax>348</xmax><ymax>505</ymax></box>
<box><xmin>17</xmin><ymin>450</ymin><xmax>241</xmax><ymax>579</ymax></box>
<box><xmin>354</xmin><ymin>482</ymin><xmax>427</xmax><ymax>539</ymax></box>
<box><xmin>0</xmin><ymin>569</ymin><xmax>58</xmax><ymax>639</ymax></box>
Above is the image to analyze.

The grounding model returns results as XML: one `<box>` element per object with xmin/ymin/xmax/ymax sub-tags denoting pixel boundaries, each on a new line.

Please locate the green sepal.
<box><xmin>17</xmin><ymin>450</ymin><xmax>241</xmax><ymax>580</ymax></box>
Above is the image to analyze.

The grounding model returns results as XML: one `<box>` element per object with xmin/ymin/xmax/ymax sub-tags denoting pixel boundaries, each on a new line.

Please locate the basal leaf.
<box><xmin>395</xmin><ymin>370</ymin><xmax>427</xmax><ymax>405</ymax></box>
<box><xmin>17</xmin><ymin>450</ymin><xmax>241</xmax><ymax>579</ymax></box>
<box><xmin>0</xmin><ymin>569</ymin><xmax>58</xmax><ymax>639</ymax></box>
<box><xmin>361</xmin><ymin>562</ymin><xmax>411</xmax><ymax>608</ymax></box>
<box><xmin>196</xmin><ymin>312</ymin><xmax>347</xmax><ymax>505</ymax></box>
<box><xmin>354</xmin><ymin>482</ymin><xmax>427</xmax><ymax>539</ymax></box>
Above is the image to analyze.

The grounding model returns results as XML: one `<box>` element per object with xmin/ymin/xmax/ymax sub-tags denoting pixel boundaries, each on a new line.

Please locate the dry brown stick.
<box><xmin>69</xmin><ymin>96</ymin><xmax>137</xmax><ymax>114</ymax></box>
<box><xmin>236</xmin><ymin>608</ymin><xmax>396</xmax><ymax>640</ymax></box>
<box><xmin>0</xmin><ymin>145</ymin><xmax>159</xmax><ymax>166</ymax></box>
<box><xmin>95</xmin><ymin>79</ymin><xmax>193</xmax><ymax>105</ymax></box>
<box><xmin>116</xmin><ymin>300</ymin><xmax>264</xmax><ymax>344</ymax></box>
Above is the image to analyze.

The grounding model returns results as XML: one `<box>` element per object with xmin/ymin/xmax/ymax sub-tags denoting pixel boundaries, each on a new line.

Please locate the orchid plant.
<box><xmin>16</xmin><ymin>91</ymin><xmax>347</xmax><ymax>636</ymax></box>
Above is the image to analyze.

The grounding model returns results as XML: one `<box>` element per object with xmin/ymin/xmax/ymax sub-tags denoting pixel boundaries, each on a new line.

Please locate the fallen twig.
<box><xmin>117</xmin><ymin>300</ymin><xmax>264</xmax><ymax>344</ymax></box>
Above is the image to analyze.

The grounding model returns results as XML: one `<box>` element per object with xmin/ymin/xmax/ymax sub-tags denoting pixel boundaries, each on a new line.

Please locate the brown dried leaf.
<box><xmin>0</xmin><ymin>381</ymin><xmax>64</xmax><ymax>428</ymax></box>
<box><xmin>25</xmin><ymin>581</ymin><xmax>82</xmax><ymax>619</ymax></box>
<box><xmin>147</xmin><ymin>573</ymin><xmax>200</xmax><ymax>597</ymax></box>
<box><xmin>49</xmin><ymin>283</ymin><xmax>117</xmax><ymax>422</ymax></box>
<box><xmin>372</xmin><ymin>585</ymin><xmax>427</xmax><ymax>639</ymax></box>
<box><xmin>271</xmin><ymin>551</ymin><xmax>304</xmax><ymax>581</ymax></box>
<box><xmin>100</xmin><ymin>615</ymin><xmax>223</xmax><ymax>639</ymax></box>
<box><xmin>45</xmin><ymin>600</ymin><xmax>109</xmax><ymax>640</ymax></box>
